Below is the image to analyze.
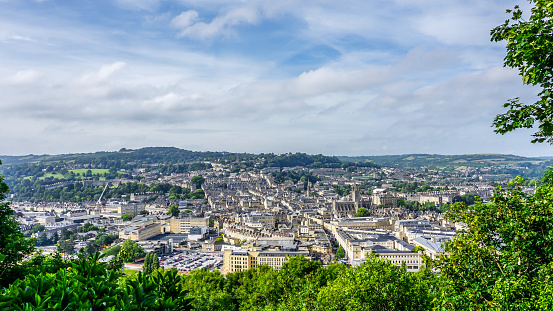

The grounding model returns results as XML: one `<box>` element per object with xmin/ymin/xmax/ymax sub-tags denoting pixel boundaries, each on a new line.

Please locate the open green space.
<box><xmin>20</xmin><ymin>169</ymin><xmax>124</xmax><ymax>181</ymax></box>
<box><xmin>23</xmin><ymin>173</ymin><xmax>65</xmax><ymax>181</ymax></box>
<box><xmin>69</xmin><ymin>169</ymin><xmax>111</xmax><ymax>175</ymax></box>
<box><xmin>451</xmin><ymin>159</ymin><xmax>467</xmax><ymax>163</ymax></box>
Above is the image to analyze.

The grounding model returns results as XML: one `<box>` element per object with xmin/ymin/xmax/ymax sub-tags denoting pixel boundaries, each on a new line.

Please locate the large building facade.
<box><xmin>119</xmin><ymin>222</ymin><xmax>161</xmax><ymax>241</ymax></box>
<box><xmin>170</xmin><ymin>216</ymin><xmax>210</xmax><ymax>233</ymax></box>
<box><xmin>222</xmin><ymin>249</ymin><xmax>310</xmax><ymax>274</ymax></box>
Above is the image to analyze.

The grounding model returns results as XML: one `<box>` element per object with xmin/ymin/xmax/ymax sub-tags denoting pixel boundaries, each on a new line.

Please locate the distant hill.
<box><xmin>0</xmin><ymin>147</ymin><xmax>232</xmax><ymax>166</ymax></box>
<box><xmin>2</xmin><ymin>149</ymin><xmax>550</xmax><ymax>172</ymax></box>
<box><xmin>0</xmin><ymin>148</ymin><xmax>379</xmax><ymax>196</ymax></box>
<box><xmin>0</xmin><ymin>147</ymin><xmax>373</xmax><ymax>176</ymax></box>
<box><xmin>337</xmin><ymin>154</ymin><xmax>553</xmax><ymax>171</ymax></box>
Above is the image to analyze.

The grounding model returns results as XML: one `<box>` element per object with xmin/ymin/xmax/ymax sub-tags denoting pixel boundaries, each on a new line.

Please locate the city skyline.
<box><xmin>2</xmin><ymin>0</ymin><xmax>553</xmax><ymax>157</ymax></box>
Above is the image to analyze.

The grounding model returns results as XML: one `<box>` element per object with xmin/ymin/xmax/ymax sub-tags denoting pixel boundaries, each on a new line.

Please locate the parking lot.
<box><xmin>159</xmin><ymin>250</ymin><xmax>223</xmax><ymax>273</ymax></box>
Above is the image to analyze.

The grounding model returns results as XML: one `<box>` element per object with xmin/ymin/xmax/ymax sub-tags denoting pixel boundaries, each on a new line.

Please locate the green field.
<box><xmin>21</xmin><ymin>169</ymin><xmax>124</xmax><ymax>181</ymax></box>
<box><xmin>69</xmin><ymin>169</ymin><xmax>111</xmax><ymax>175</ymax></box>
<box><xmin>23</xmin><ymin>173</ymin><xmax>65</xmax><ymax>180</ymax></box>
<box><xmin>451</xmin><ymin>159</ymin><xmax>467</xmax><ymax>163</ymax></box>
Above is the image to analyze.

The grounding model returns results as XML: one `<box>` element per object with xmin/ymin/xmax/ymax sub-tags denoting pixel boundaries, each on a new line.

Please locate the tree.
<box><xmin>336</xmin><ymin>246</ymin><xmax>345</xmax><ymax>259</ymax></box>
<box><xmin>78</xmin><ymin>222</ymin><xmax>99</xmax><ymax>233</ymax></box>
<box><xmin>191</xmin><ymin>175</ymin><xmax>205</xmax><ymax>189</ymax></box>
<box><xmin>58</xmin><ymin>239</ymin><xmax>75</xmax><ymax>255</ymax></box>
<box><xmin>182</xmin><ymin>268</ymin><xmax>237</xmax><ymax>311</ymax></box>
<box><xmin>95</xmin><ymin>233</ymin><xmax>117</xmax><ymax>247</ymax></box>
<box><xmin>189</xmin><ymin>189</ymin><xmax>205</xmax><ymax>199</ymax></box>
<box><xmin>0</xmin><ymin>252</ymin><xmax>192</xmax><ymax>310</ymax></box>
<box><xmin>84</xmin><ymin>241</ymin><xmax>101</xmax><ymax>255</ymax></box>
<box><xmin>30</xmin><ymin>224</ymin><xmax>45</xmax><ymax>234</ymax></box>
<box><xmin>318</xmin><ymin>254</ymin><xmax>434</xmax><ymax>311</ymax></box>
<box><xmin>491</xmin><ymin>1</ymin><xmax>553</xmax><ymax>143</ymax></box>
<box><xmin>434</xmin><ymin>172</ymin><xmax>553</xmax><ymax>309</ymax></box>
<box><xmin>150</xmin><ymin>184</ymin><xmax>162</xmax><ymax>192</ymax></box>
<box><xmin>460</xmin><ymin>193</ymin><xmax>478</xmax><ymax>205</ymax></box>
<box><xmin>37</xmin><ymin>233</ymin><xmax>50</xmax><ymax>246</ymax></box>
<box><xmin>143</xmin><ymin>253</ymin><xmax>160</xmax><ymax>275</ymax></box>
<box><xmin>121</xmin><ymin>213</ymin><xmax>133</xmax><ymax>221</ymax></box>
<box><xmin>153</xmin><ymin>253</ymin><xmax>160</xmax><ymax>270</ymax></box>
<box><xmin>51</xmin><ymin>231</ymin><xmax>59</xmax><ymax>244</ymax></box>
<box><xmin>353</xmin><ymin>207</ymin><xmax>370</xmax><ymax>217</ymax></box>
<box><xmin>168</xmin><ymin>204</ymin><xmax>180</xmax><ymax>217</ymax></box>
<box><xmin>60</xmin><ymin>227</ymin><xmax>72</xmax><ymax>240</ymax></box>
<box><xmin>0</xmin><ymin>160</ymin><xmax>35</xmax><ymax>287</ymax></box>
<box><xmin>120</xmin><ymin>239</ymin><xmax>145</xmax><ymax>262</ymax></box>
<box><xmin>143</xmin><ymin>253</ymin><xmax>154</xmax><ymax>274</ymax></box>
<box><xmin>103</xmin><ymin>244</ymin><xmax>121</xmax><ymax>257</ymax></box>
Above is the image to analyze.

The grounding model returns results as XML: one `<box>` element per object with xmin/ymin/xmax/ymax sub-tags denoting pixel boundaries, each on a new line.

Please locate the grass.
<box><xmin>23</xmin><ymin>173</ymin><xmax>65</xmax><ymax>181</ymax></box>
<box><xmin>451</xmin><ymin>159</ymin><xmax>468</xmax><ymax>163</ymax></box>
<box><xmin>69</xmin><ymin>169</ymin><xmax>111</xmax><ymax>175</ymax></box>
<box><xmin>21</xmin><ymin>169</ymin><xmax>126</xmax><ymax>181</ymax></box>
<box><xmin>124</xmin><ymin>269</ymin><xmax>140</xmax><ymax>277</ymax></box>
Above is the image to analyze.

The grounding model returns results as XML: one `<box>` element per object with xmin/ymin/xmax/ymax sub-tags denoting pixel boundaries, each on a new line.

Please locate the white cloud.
<box><xmin>171</xmin><ymin>10</ymin><xmax>199</xmax><ymax>28</ymax></box>
<box><xmin>79</xmin><ymin>62</ymin><xmax>127</xmax><ymax>84</ymax></box>
<box><xmin>0</xmin><ymin>31</ymin><xmax>37</xmax><ymax>43</ymax></box>
<box><xmin>172</xmin><ymin>6</ymin><xmax>260</xmax><ymax>39</ymax></box>
<box><xmin>6</xmin><ymin>69</ymin><xmax>42</xmax><ymax>84</ymax></box>
<box><xmin>1</xmin><ymin>0</ymin><xmax>552</xmax><ymax>156</ymax></box>
<box><xmin>114</xmin><ymin>0</ymin><xmax>161</xmax><ymax>11</ymax></box>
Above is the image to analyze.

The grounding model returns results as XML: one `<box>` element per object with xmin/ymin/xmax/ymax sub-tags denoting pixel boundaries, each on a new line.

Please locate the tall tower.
<box><xmin>352</xmin><ymin>187</ymin><xmax>361</xmax><ymax>211</ymax></box>
<box><xmin>352</xmin><ymin>187</ymin><xmax>360</xmax><ymax>203</ymax></box>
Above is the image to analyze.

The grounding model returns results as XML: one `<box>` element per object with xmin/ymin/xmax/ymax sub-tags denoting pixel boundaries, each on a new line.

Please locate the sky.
<box><xmin>1</xmin><ymin>0</ymin><xmax>552</xmax><ymax>157</ymax></box>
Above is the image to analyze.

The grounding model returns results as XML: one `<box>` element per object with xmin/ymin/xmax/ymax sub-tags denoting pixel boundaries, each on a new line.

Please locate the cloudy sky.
<box><xmin>1</xmin><ymin>0</ymin><xmax>551</xmax><ymax>157</ymax></box>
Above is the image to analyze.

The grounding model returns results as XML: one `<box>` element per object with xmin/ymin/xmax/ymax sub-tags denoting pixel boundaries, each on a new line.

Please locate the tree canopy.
<box><xmin>143</xmin><ymin>253</ymin><xmax>160</xmax><ymax>275</ymax></box>
<box><xmin>434</xmin><ymin>172</ymin><xmax>553</xmax><ymax>309</ymax></box>
<box><xmin>0</xmin><ymin>252</ymin><xmax>192</xmax><ymax>310</ymax></box>
<box><xmin>121</xmin><ymin>213</ymin><xmax>133</xmax><ymax>221</ymax></box>
<box><xmin>191</xmin><ymin>175</ymin><xmax>205</xmax><ymax>189</ymax></box>
<box><xmin>0</xmin><ymin>160</ymin><xmax>35</xmax><ymax>287</ymax></box>
<box><xmin>168</xmin><ymin>204</ymin><xmax>180</xmax><ymax>217</ymax></box>
<box><xmin>491</xmin><ymin>1</ymin><xmax>553</xmax><ymax>143</ymax></box>
<box><xmin>336</xmin><ymin>246</ymin><xmax>345</xmax><ymax>259</ymax></box>
<box><xmin>353</xmin><ymin>207</ymin><xmax>370</xmax><ymax>217</ymax></box>
<box><xmin>119</xmin><ymin>239</ymin><xmax>145</xmax><ymax>263</ymax></box>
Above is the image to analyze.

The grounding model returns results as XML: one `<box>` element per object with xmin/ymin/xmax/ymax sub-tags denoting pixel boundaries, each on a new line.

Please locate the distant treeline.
<box><xmin>9</xmin><ymin>181</ymin><xmax>196</xmax><ymax>203</ymax></box>
<box><xmin>0</xmin><ymin>148</ymin><xmax>379</xmax><ymax>200</ymax></box>
<box><xmin>339</xmin><ymin>153</ymin><xmax>553</xmax><ymax>177</ymax></box>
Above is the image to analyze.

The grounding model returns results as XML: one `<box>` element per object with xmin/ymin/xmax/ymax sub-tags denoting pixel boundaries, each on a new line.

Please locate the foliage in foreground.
<box><xmin>176</xmin><ymin>255</ymin><xmax>435</xmax><ymax>311</ymax></box>
<box><xmin>0</xmin><ymin>160</ymin><xmax>35</xmax><ymax>288</ymax></box>
<box><xmin>434</xmin><ymin>173</ymin><xmax>553</xmax><ymax>310</ymax></box>
<box><xmin>0</xmin><ymin>252</ymin><xmax>192</xmax><ymax>311</ymax></box>
<box><xmin>491</xmin><ymin>0</ymin><xmax>553</xmax><ymax>143</ymax></box>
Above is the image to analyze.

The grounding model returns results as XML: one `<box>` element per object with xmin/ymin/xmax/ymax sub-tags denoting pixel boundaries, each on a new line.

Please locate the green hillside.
<box><xmin>338</xmin><ymin>154</ymin><xmax>553</xmax><ymax>172</ymax></box>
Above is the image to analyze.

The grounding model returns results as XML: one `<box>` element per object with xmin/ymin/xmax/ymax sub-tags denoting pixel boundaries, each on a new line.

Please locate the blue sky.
<box><xmin>1</xmin><ymin>0</ymin><xmax>552</xmax><ymax>157</ymax></box>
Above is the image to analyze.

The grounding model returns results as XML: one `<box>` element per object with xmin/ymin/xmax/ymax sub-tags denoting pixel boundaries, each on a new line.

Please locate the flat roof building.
<box><xmin>222</xmin><ymin>249</ymin><xmax>310</xmax><ymax>274</ymax></box>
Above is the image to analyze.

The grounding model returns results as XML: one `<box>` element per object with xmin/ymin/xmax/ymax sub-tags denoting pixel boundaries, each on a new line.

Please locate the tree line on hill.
<box><xmin>7</xmin><ymin>180</ymin><xmax>207</xmax><ymax>203</ymax></box>
<box><xmin>339</xmin><ymin>154</ymin><xmax>553</xmax><ymax>175</ymax></box>
<box><xmin>0</xmin><ymin>149</ymin><xmax>380</xmax><ymax>203</ymax></box>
